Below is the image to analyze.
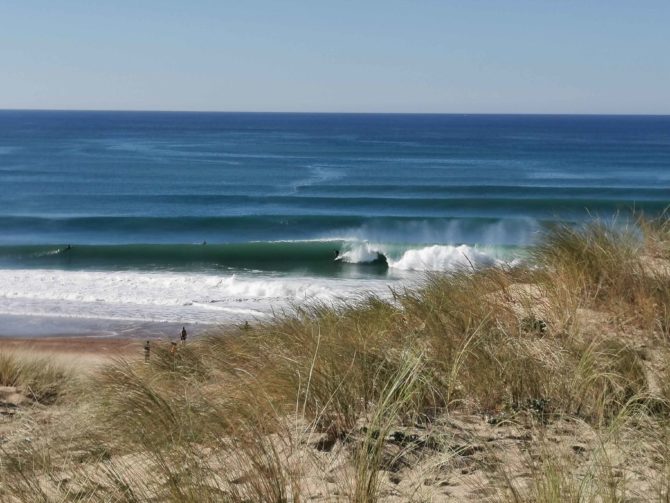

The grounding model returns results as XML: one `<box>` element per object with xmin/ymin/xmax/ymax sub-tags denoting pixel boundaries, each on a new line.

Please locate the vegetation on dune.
<box><xmin>0</xmin><ymin>350</ymin><xmax>75</xmax><ymax>404</ymax></box>
<box><xmin>1</xmin><ymin>215</ymin><xmax>670</xmax><ymax>501</ymax></box>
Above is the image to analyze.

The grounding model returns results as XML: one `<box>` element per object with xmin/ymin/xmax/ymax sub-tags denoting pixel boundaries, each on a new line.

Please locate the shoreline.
<box><xmin>0</xmin><ymin>313</ymin><xmax>217</xmax><ymax>340</ymax></box>
<box><xmin>0</xmin><ymin>320</ymin><xmax>224</xmax><ymax>368</ymax></box>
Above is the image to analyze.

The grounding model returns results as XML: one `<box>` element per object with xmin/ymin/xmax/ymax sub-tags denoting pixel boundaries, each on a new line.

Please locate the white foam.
<box><xmin>0</xmin><ymin>269</ymin><xmax>395</xmax><ymax>324</ymax></box>
<box><xmin>33</xmin><ymin>248</ymin><xmax>64</xmax><ymax>257</ymax></box>
<box><xmin>0</xmin><ymin>243</ymin><xmax>508</xmax><ymax>326</ymax></box>
<box><xmin>336</xmin><ymin>241</ymin><xmax>501</xmax><ymax>272</ymax></box>
<box><xmin>388</xmin><ymin>244</ymin><xmax>498</xmax><ymax>271</ymax></box>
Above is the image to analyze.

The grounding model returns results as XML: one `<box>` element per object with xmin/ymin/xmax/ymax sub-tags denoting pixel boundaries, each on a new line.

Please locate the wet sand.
<box><xmin>0</xmin><ymin>313</ymin><xmax>217</xmax><ymax>339</ymax></box>
<box><xmin>0</xmin><ymin>320</ymin><xmax>227</xmax><ymax>367</ymax></box>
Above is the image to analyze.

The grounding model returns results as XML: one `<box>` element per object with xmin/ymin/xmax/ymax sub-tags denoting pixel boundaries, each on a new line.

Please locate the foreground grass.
<box><xmin>1</xmin><ymin>216</ymin><xmax>670</xmax><ymax>501</ymax></box>
<box><xmin>0</xmin><ymin>350</ymin><xmax>76</xmax><ymax>404</ymax></box>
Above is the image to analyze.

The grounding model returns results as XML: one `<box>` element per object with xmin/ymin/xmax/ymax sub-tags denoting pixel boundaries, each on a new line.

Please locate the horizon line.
<box><xmin>0</xmin><ymin>108</ymin><xmax>669</xmax><ymax>117</ymax></box>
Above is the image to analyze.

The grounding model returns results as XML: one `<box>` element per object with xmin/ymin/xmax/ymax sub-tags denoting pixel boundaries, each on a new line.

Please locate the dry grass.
<box><xmin>1</xmin><ymin>215</ymin><xmax>670</xmax><ymax>501</ymax></box>
<box><xmin>0</xmin><ymin>350</ymin><xmax>76</xmax><ymax>404</ymax></box>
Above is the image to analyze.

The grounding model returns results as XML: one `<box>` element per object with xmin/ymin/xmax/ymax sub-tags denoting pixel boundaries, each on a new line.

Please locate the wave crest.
<box><xmin>337</xmin><ymin>242</ymin><xmax>501</xmax><ymax>271</ymax></box>
<box><xmin>389</xmin><ymin>244</ymin><xmax>498</xmax><ymax>271</ymax></box>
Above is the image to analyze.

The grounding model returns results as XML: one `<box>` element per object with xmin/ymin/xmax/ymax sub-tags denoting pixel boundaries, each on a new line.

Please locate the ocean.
<box><xmin>1</xmin><ymin>111</ymin><xmax>668</xmax><ymax>336</ymax></box>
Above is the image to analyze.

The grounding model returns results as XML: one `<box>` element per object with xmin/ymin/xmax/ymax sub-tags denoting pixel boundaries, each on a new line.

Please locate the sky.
<box><xmin>1</xmin><ymin>1</ymin><xmax>669</xmax><ymax>114</ymax></box>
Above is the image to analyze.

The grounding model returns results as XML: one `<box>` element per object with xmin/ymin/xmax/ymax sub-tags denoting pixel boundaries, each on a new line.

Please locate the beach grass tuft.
<box><xmin>0</xmin><ymin>349</ymin><xmax>76</xmax><ymax>404</ymax></box>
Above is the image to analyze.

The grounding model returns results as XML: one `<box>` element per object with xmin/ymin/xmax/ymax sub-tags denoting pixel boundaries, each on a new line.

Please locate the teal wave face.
<box><xmin>0</xmin><ymin>242</ymin><xmax>371</xmax><ymax>275</ymax></box>
<box><xmin>0</xmin><ymin>240</ymin><xmax>520</xmax><ymax>275</ymax></box>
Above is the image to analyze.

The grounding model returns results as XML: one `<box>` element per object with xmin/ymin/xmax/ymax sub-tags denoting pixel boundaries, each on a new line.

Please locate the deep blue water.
<box><xmin>1</xmin><ymin>111</ymin><xmax>669</xmax><ymax>272</ymax></box>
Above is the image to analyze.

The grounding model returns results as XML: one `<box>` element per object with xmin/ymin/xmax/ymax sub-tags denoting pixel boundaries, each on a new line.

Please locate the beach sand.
<box><xmin>0</xmin><ymin>336</ymin><xmax>141</xmax><ymax>369</ymax></box>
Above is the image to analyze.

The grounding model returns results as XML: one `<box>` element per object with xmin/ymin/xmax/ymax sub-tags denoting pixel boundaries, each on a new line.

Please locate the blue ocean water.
<box><xmin>0</xmin><ymin>111</ymin><xmax>668</xmax><ymax>332</ymax></box>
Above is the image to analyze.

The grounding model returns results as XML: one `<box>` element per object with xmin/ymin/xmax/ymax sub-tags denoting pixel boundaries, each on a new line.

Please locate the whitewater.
<box><xmin>0</xmin><ymin>243</ymin><xmax>504</xmax><ymax>330</ymax></box>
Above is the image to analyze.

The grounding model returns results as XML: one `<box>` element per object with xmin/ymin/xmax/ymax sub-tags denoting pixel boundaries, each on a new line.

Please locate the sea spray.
<box><xmin>388</xmin><ymin>244</ymin><xmax>499</xmax><ymax>271</ymax></box>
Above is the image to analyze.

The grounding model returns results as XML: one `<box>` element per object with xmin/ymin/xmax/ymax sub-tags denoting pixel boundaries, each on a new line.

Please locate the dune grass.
<box><xmin>1</xmin><ymin>215</ymin><xmax>670</xmax><ymax>501</ymax></box>
<box><xmin>0</xmin><ymin>349</ymin><xmax>76</xmax><ymax>404</ymax></box>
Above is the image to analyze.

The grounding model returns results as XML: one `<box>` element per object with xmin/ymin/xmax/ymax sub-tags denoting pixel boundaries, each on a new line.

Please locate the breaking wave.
<box><xmin>0</xmin><ymin>240</ymin><xmax>514</xmax><ymax>274</ymax></box>
<box><xmin>388</xmin><ymin>244</ymin><xmax>499</xmax><ymax>271</ymax></box>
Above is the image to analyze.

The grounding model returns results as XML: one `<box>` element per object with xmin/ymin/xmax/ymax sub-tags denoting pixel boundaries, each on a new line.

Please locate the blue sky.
<box><xmin>1</xmin><ymin>1</ymin><xmax>668</xmax><ymax>113</ymax></box>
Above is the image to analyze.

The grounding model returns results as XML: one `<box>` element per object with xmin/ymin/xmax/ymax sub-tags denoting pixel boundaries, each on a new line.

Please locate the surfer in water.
<box><xmin>333</xmin><ymin>249</ymin><xmax>340</xmax><ymax>260</ymax></box>
<box><xmin>373</xmin><ymin>252</ymin><xmax>388</xmax><ymax>266</ymax></box>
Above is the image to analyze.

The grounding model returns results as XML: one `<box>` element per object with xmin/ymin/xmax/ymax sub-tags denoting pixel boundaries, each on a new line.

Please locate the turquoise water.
<box><xmin>0</xmin><ymin>111</ymin><xmax>668</xmax><ymax>332</ymax></box>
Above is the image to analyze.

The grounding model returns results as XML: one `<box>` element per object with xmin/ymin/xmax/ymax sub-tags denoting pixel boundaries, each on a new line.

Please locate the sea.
<box><xmin>0</xmin><ymin>111</ymin><xmax>668</xmax><ymax>337</ymax></box>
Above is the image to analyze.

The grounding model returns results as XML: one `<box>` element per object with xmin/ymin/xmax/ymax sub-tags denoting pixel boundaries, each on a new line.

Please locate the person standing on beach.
<box><xmin>144</xmin><ymin>340</ymin><xmax>150</xmax><ymax>363</ymax></box>
<box><xmin>180</xmin><ymin>326</ymin><xmax>187</xmax><ymax>344</ymax></box>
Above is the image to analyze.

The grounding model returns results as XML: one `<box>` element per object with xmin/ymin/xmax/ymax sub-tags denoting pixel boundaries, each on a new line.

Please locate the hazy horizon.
<box><xmin>1</xmin><ymin>109</ymin><xmax>669</xmax><ymax>117</ymax></box>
